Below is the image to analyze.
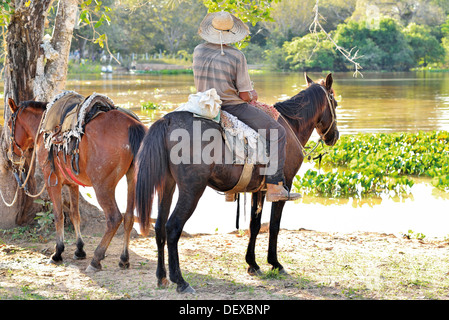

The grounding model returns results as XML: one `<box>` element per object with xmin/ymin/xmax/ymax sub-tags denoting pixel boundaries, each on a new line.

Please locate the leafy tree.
<box><xmin>334</xmin><ymin>18</ymin><xmax>414</xmax><ymax>71</ymax></box>
<box><xmin>403</xmin><ymin>23</ymin><xmax>445</xmax><ymax>66</ymax></box>
<box><xmin>283</xmin><ymin>32</ymin><xmax>345</xmax><ymax>71</ymax></box>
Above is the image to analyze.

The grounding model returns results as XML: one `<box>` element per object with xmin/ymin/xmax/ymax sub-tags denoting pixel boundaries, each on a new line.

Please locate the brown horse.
<box><xmin>135</xmin><ymin>73</ymin><xmax>340</xmax><ymax>293</ymax></box>
<box><xmin>7</xmin><ymin>97</ymin><xmax>146</xmax><ymax>271</ymax></box>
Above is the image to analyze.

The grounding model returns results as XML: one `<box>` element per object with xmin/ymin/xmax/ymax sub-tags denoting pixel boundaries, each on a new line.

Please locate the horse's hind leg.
<box><xmin>86</xmin><ymin>186</ymin><xmax>123</xmax><ymax>272</ymax></box>
<box><xmin>167</xmin><ymin>185</ymin><xmax>206</xmax><ymax>294</ymax></box>
<box><xmin>67</xmin><ymin>185</ymin><xmax>86</xmax><ymax>260</ymax></box>
<box><xmin>155</xmin><ymin>174</ymin><xmax>176</xmax><ymax>288</ymax></box>
<box><xmin>245</xmin><ymin>192</ymin><xmax>265</xmax><ymax>276</ymax></box>
<box><xmin>119</xmin><ymin>166</ymin><xmax>137</xmax><ymax>269</ymax></box>
<box><xmin>267</xmin><ymin>201</ymin><xmax>287</xmax><ymax>273</ymax></box>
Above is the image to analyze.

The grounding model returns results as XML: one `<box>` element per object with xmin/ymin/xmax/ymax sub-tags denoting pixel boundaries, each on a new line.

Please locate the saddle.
<box><xmin>175</xmin><ymin>91</ymin><xmax>280</xmax><ymax>201</ymax></box>
<box><xmin>220</xmin><ymin>102</ymin><xmax>280</xmax><ymax>201</ymax></box>
<box><xmin>40</xmin><ymin>91</ymin><xmax>118</xmax><ymax>183</ymax></box>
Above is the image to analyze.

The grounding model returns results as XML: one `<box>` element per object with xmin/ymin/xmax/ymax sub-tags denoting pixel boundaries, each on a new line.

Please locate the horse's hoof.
<box><xmin>157</xmin><ymin>278</ymin><xmax>170</xmax><ymax>289</ymax></box>
<box><xmin>85</xmin><ymin>264</ymin><xmax>101</xmax><ymax>273</ymax></box>
<box><xmin>277</xmin><ymin>268</ymin><xmax>289</xmax><ymax>276</ymax></box>
<box><xmin>248</xmin><ymin>267</ymin><xmax>263</xmax><ymax>277</ymax></box>
<box><xmin>48</xmin><ymin>258</ymin><xmax>63</xmax><ymax>265</ymax></box>
<box><xmin>73</xmin><ymin>252</ymin><xmax>87</xmax><ymax>260</ymax></box>
<box><xmin>119</xmin><ymin>260</ymin><xmax>130</xmax><ymax>270</ymax></box>
<box><xmin>177</xmin><ymin>284</ymin><xmax>196</xmax><ymax>294</ymax></box>
<box><xmin>279</xmin><ymin>268</ymin><xmax>288</xmax><ymax>274</ymax></box>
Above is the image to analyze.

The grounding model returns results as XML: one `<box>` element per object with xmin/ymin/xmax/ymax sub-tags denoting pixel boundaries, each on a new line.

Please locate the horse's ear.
<box><xmin>305</xmin><ymin>73</ymin><xmax>314</xmax><ymax>86</ymax></box>
<box><xmin>8</xmin><ymin>98</ymin><xmax>18</xmax><ymax>113</ymax></box>
<box><xmin>325</xmin><ymin>73</ymin><xmax>333</xmax><ymax>90</ymax></box>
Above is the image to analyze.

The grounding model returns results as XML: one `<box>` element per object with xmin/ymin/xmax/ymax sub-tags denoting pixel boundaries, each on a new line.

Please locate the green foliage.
<box><xmin>294</xmin><ymin>131</ymin><xmax>449</xmax><ymax>197</ymax></box>
<box><xmin>141</xmin><ymin>101</ymin><xmax>161</xmax><ymax>110</ymax></box>
<box><xmin>203</xmin><ymin>0</ymin><xmax>279</xmax><ymax>26</ymax></box>
<box><xmin>0</xmin><ymin>0</ymin><xmax>13</xmax><ymax>26</ymax></box>
<box><xmin>203</xmin><ymin>0</ymin><xmax>280</xmax><ymax>49</ymax></box>
<box><xmin>269</xmin><ymin>17</ymin><xmax>448</xmax><ymax>71</ymax></box>
<box><xmin>334</xmin><ymin>18</ymin><xmax>414</xmax><ymax>71</ymax></box>
<box><xmin>79</xmin><ymin>0</ymin><xmax>112</xmax><ymax>48</ymax></box>
<box><xmin>403</xmin><ymin>23</ymin><xmax>445</xmax><ymax>66</ymax></box>
<box><xmin>283</xmin><ymin>32</ymin><xmax>345</xmax><ymax>71</ymax></box>
<box><xmin>33</xmin><ymin>199</ymin><xmax>54</xmax><ymax>235</ymax></box>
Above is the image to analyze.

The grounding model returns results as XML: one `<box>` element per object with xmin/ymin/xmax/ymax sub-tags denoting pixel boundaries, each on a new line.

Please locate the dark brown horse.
<box><xmin>135</xmin><ymin>73</ymin><xmax>339</xmax><ymax>293</ymax></box>
<box><xmin>7</xmin><ymin>97</ymin><xmax>146</xmax><ymax>272</ymax></box>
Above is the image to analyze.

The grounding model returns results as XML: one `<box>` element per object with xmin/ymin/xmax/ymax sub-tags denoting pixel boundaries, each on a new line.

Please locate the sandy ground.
<box><xmin>1</xmin><ymin>225</ymin><xmax>449</xmax><ymax>301</ymax></box>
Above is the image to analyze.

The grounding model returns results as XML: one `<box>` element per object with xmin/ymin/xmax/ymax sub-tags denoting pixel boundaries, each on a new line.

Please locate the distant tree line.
<box><xmin>70</xmin><ymin>0</ymin><xmax>449</xmax><ymax>71</ymax></box>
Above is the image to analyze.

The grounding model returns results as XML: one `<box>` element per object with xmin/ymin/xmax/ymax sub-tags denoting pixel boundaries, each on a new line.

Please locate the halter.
<box><xmin>7</xmin><ymin>105</ymin><xmax>27</xmax><ymax>167</ymax></box>
<box><xmin>3</xmin><ymin>105</ymin><xmax>47</xmax><ymax>203</ymax></box>
<box><xmin>318</xmin><ymin>85</ymin><xmax>337</xmax><ymax>139</ymax></box>
<box><xmin>281</xmin><ymin>85</ymin><xmax>337</xmax><ymax>160</ymax></box>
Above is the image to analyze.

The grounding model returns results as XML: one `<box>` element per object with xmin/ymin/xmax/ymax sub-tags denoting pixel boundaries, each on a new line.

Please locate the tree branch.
<box><xmin>309</xmin><ymin>0</ymin><xmax>363</xmax><ymax>77</ymax></box>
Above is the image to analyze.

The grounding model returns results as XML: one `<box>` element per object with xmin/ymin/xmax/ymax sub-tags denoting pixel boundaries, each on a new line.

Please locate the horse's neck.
<box><xmin>298</xmin><ymin>122</ymin><xmax>316</xmax><ymax>147</ymax></box>
<box><xmin>285</xmin><ymin>117</ymin><xmax>315</xmax><ymax>148</ymax></box>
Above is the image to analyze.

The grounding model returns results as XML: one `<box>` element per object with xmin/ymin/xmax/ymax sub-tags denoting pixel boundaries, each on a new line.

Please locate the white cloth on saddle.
<box><xmin>174</xmin><ymin>88</ymin><xmax>221</xmax><ymax>122</ymax></box>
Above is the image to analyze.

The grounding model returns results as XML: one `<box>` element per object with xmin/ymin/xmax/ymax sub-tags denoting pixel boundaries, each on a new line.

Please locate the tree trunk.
<box><xmin>34</xmin><ymin>0</ymin><xmax>78</xmax><ymax>101</ymax></box>
<box><xmin>0</xmin><ymin>0</ymin><xmax>103</xmax><ymax>230</ymax></box>
<box><xmin>0</xmin><ymin>0</ymin><xmax>53</xmax><ymax>228</ymax></box>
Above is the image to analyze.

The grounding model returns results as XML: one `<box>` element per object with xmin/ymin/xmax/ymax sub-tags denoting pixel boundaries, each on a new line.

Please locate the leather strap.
<box><xmin>225</xmin><ymin>162</ymin><xmax>254</xmax><ymax>194</ymax></box>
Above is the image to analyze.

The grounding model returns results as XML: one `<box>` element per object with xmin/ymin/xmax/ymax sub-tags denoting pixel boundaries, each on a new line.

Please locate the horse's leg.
<box><xmin>155</xmin><ymin>175</ymin><xmax>176</xmax><ymax>288</ymax></box>
<box><xmin>119</xmin><ymin>167</ymin><xmax>136</xmax><ymax>269</ymax></box>
<box><xmin>245</xmin><ymin>192</ymin><xmax>265</xmax><ymax>276</ymax></box>
<box><xmin>47</xmin><ymin>184</ymin><xmax>65</xmax><ymax>264</ymax></box>
<box><xmin>67</xmin><ymin>184</ymin><xmax>86</xmax><ymax>260</ymax></box>
<box><xmin>86</xmin><ymin>186</ymin><xmax>123</xmax><ymax>272</ymax></box>
<box><xmin>166</xmin><ymin>185</ymin><xmax>206</xmax><ymax>294</ymax></box>
<box><xmin>267</xmin><ymin>200</ymin><xmax>287</xmax><ymax>273</ymax></box>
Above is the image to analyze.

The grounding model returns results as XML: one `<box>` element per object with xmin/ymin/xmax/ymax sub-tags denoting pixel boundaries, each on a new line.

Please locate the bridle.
<box><xmin>1</xmin><ymin>105</ymin><xmax>47</xmax><ymax>206</ymax></box>
<box><xmin>281</xmin><ymin>84</ymin><xmax>337</xmax><ymax>160</ymax></box>
<box><xmin>7</xmin><ymin>105</ymin><xmax>28</xmax><ymax>167</ymax></box>
<box><xmin>318</xmin><ymin>85</ymin><xmax>337</xmax><ymax>140</ymax></box>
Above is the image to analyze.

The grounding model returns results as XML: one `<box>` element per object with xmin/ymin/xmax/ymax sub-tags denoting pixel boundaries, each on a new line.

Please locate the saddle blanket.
<box><xmin>174</xmin><ymin>89</ymin><xmax>279</xmax><ymax>165</ymax></box>
<box><xmin>40</xmin><ymin>90</ymin><xmax>115</xmax><ymax>153</ymax></box>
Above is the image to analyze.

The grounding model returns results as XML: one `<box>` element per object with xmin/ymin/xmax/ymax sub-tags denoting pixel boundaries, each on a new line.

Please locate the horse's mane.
<box><xmin>18</xmin><ymin>100</ymin><xmax>48</xmax><ymax>111</ymax></box>
<box><xmin>274</xmin><ymin>83</ymin><xmax>326</xmax><ymax>127</ymax></box>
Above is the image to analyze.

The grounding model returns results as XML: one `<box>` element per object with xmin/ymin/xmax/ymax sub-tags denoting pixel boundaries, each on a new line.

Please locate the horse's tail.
<box><xmin>128</xmin><ymin>122</ymin><xmax>146</xmax><ymax>159</ymax></box>
<box><xmin>135</xmin><ymin>117</ymin><xmax>169</xmax><ymax>236</ymax></box>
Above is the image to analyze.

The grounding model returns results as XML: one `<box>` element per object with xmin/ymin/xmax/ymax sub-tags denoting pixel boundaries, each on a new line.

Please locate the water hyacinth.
<box><xmin>294</xmin><ymin>131</ymin><xmax>449</xmax><ymax>197</ymax></box>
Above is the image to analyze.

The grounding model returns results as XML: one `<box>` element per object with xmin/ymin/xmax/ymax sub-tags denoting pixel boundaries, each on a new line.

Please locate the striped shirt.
<box><xmin>193</xmin><ymin>42</ymin><xmax>253</xmax><ymax>106</ymax></box>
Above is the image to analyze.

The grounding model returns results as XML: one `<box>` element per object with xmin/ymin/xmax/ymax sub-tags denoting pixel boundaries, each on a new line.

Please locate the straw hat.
<box><xmin>198</xmin><ymin>11</ymin><xmax>249</xmax><ymax>45</ymax></box>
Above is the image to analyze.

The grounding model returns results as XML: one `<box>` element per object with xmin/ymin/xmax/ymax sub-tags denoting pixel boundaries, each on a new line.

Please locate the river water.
<box><xmin>9</xmin><ymin>71</ymin><xmax>449</xmax><ymax>238</ymax></box>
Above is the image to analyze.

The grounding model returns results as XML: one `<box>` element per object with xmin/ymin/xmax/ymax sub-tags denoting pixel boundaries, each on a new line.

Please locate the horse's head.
<box><xmin>305</xmin><ymin>73</ymin><xmax>339</xmax><ymax>146</ymax></box>
<box><xmin>7</xmin><ymin>98</ymin><xmax>39</xmax><ymax>165</ymax></box>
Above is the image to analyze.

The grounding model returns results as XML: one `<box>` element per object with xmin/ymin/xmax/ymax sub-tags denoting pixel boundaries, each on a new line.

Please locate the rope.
<box><xmin>0</xmin><ymin>108</ymin><xmax>48</xmax><ymax>207</ymax></box>
<box><xmin>0</xmin><ymin>184</ymin><xmax>19</xmax><ymax>207</ymax></box>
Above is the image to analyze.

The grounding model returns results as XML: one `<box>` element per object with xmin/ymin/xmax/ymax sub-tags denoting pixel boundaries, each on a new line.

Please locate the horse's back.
<box><xmin>161</xmin><ymin>111</ymin><xmax>266</xmax><ymax>192</ymax></box>
<box><xmin>79</xmin><ymin>110</ymin><xmax>145</xmax><ymax>183</ymax></box>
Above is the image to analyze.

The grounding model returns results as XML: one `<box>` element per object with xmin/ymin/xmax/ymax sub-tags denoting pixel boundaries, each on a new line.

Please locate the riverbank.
<box><xmin>1</xmin><ymin>227</ymin><xmax>449</xmax><ymax>300</ymax></box>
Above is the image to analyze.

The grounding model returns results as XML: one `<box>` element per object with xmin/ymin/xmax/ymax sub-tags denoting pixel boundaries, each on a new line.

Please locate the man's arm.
<box><xmin>239</xmin><ymin>90</ymin><xmax>258</xmax><ymax>102</ymax></box>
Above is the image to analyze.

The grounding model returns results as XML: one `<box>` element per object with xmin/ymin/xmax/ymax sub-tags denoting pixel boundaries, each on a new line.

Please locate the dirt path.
<box><xmin>1</xmin><ymin>227</ymin><xmax>449</xmax><ymax>300</ymax></box>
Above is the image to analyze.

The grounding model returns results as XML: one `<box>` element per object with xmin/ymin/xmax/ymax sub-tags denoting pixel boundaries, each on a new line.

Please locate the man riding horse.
<box><xmin>193</xmin><ymin>11</ymin><xmax>301</xmax><ymax>202</ymax></box>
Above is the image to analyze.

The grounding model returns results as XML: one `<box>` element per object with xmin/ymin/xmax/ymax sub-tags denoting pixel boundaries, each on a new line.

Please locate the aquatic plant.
<box><xmin>141</xmin><ymin>101</ymin><xmax>161</xmax><ymax>110</ymax></box>
<box><xmin>294</xmin><ymin>131</ymin><xmax>449</xmax><ymax>197</ymax></box>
